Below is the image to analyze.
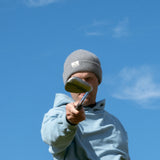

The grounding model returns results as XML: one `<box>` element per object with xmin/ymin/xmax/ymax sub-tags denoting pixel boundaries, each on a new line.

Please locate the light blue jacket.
<box><xmin>41</xmin><ymin>93</ymin><xmax>130</xmax><ymax>160</ymax></box>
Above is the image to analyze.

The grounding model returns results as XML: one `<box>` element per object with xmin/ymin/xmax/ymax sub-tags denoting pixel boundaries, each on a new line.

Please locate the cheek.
<box><xmin>91</xmin><ymin>80</ymin><xmax>98</xmax><ymax>91</ymax></box>
<box><xmin>92</xmin><ymin>86</ymin><xmax>98</xmax><ymax>96</ymax></box>
<box><xmin>89</xmin><ymin>84</ymin><xmax>97</xmax><ymax>97</ymax></box>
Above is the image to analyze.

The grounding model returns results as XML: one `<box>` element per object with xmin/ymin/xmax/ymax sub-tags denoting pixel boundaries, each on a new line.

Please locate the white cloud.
<box><xmin>80</xmin><ymin>19</ymin><xmax>110</xmax><ymax>36</ymax></box>
<box><xmin>24</xmin><ymin>0</ymin><xmax>59</xmax><ymax>7</ymax></box>
<box><xmin>105</xmin><ymin>66</ymin><xmax>160</xmax><ymax>109</ymax></box>
<box><xmin>112</xmin><ymin>17</ymin><xmax>129</xmax><ymax>38</ymax></box>
<box><xmin>85</xmin><ymin>31</ymin><xmax>103</xmax><ymax>36</ymax></box>
<box><xmin>80</xmin><ymin>18</ymin><xmax>130</xmax><ymax>38</ymax></box>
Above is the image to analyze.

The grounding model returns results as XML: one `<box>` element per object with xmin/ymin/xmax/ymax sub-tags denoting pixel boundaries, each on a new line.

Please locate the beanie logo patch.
<box><xmin>71</xmin><ymin>61</ymin><xmax>79</xmax><ymax>68</ymax></box>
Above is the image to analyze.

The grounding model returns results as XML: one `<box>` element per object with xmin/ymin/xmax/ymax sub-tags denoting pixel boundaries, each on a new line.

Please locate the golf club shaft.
<box><xmin>76</xmin><ymin>92</ymin><xmax>90</xmax><ymax>110</ymax></box>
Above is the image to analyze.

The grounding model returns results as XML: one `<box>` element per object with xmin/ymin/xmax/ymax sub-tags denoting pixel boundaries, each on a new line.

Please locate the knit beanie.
<box><xmin>63</xmin><ymin>49</ymin><xmax>102</xmax><ymax>85</ymax></box>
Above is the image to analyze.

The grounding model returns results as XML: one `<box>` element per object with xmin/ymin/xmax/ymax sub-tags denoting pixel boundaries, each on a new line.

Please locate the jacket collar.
<box><xmin>83</xmin><ymin>99</ymin><xmax>106</xmax><ymax>111</ymax></box>
<box><xmin>53</xmin><ymin>93</ymin><xmax>105</xmax><ymax>111</ymax></box>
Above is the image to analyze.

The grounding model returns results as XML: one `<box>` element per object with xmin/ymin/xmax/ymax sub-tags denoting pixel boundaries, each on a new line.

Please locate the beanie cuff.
<box><xmin>63</xmin><ymin>60</ymin><xmax>102</xmax><ymax>84</ymax></box>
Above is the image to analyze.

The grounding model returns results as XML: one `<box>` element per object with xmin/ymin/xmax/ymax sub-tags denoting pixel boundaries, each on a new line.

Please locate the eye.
<box><xmin>85</xmin><ymin>77</ymin><xmax>92</xmax><ymax>82</ymax></box>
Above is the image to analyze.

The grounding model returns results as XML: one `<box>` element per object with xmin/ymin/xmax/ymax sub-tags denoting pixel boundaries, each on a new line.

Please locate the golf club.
<box><xmin>65</xmin><ymin>77</ymin><xmax>93</xmax><ymax>110</ymax></box>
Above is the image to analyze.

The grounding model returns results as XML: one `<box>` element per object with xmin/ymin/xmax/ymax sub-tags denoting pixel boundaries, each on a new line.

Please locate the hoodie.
<box><xmin>41</xmin><ymin>93</ymin><xmax>130</xmax><ymax>160</ymax></box>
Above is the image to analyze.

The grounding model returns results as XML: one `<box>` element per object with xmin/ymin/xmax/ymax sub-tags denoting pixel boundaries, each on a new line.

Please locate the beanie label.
<box><xmin>71</xmin><ymin>61</ymin><xmax>80</xmax><ymax>68</ymax></box>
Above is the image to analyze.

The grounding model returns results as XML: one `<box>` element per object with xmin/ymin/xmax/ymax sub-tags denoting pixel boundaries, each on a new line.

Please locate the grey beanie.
<box><xmin>63</xmin><ymin>49</ymin><xmax>102</xmax><ymax>85</ymax></box>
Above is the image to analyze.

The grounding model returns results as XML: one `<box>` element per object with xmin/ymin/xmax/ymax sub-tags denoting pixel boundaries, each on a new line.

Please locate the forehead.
<box><xmin>71</xmin><ymin>72</ymin><xmax>96</xmax><ymax>78</ymax></box>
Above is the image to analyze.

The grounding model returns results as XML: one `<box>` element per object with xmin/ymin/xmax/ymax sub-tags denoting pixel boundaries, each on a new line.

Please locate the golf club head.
<box><xmin>65</xmin><ymin>77</ymin><xmax>92</xmax><ymax>93</ymax></box>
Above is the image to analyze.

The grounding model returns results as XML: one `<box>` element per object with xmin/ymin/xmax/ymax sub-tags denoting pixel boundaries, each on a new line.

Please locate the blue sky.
<box><xmin>0</xmin><ymin>0</ymin><xmax>160</xmax><ymax>159</ymax></box>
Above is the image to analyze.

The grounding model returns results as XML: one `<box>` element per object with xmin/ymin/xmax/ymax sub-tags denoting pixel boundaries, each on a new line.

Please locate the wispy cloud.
<box><xmin>80</xmin><ymin>19</ymin><xmax>109</xmax><ymax>36</ymax></box>
<box><xmin>104</xmin><ymin>66</ymin><xmax>160</xmax><ymax>109</ymax></box>
<box><xmin>112</xmin><ymin>17</ymin><xmax>129</xmax><ymax>38</ymax></box>
<box><xmin>24</xmin><ymin>0</ymin><xmax>59</xmax><ymax>7</ymax></box>
<box><xmin>80</xmin><ymin>18</ymin><xmax>130</xmax><ymax>38</ymax></box>
<box><xmin>85</xmin><ymin>31</ymin><xmax>103</xmax><ymax>36</ymax></box>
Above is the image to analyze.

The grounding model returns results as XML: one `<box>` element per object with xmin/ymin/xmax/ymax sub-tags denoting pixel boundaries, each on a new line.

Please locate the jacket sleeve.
<box><xmin>41</xmin><ymin>105</ymin><xmax>77</xmax><ymax>155</ymax></box>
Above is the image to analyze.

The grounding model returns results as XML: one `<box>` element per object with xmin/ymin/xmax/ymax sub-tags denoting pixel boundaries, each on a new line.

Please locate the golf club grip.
<box><xmin>76</xmin><ymin>103</ymin><xmax>83</xmax><ymax>110</ymax></box>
